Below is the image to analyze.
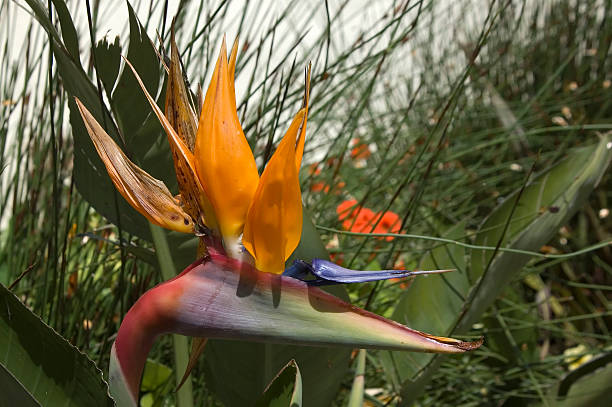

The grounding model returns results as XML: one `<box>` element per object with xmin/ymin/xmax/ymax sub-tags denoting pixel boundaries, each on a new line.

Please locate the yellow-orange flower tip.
<box><xmin>194</xmin><ymin>39</ymin><xmax>259</xmax><ymax>246</ymax></box>
<box><xmin>294</xmin><ymin>63</ymin><xmax>311</xmax><ymax>172</ymax></box>
<box><xmin>243</xmin><ymin>110</ymin><xmax>306</xmax><ymax>274</ymax></box>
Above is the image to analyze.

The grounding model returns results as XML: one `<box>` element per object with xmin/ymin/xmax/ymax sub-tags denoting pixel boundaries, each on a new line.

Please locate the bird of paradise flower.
<box><xmin>76</xmin><ymin>31</ymin><xmax>482</xmax><ymax>406</ymax></box>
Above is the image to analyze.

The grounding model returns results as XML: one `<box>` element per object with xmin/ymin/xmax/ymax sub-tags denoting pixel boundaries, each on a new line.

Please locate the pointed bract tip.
<box><xmin>425</xmin><ymin>335</ymin><xmax>484</xmax><ymax>351</ymax></box>
<box><xmin>410</xmin><ymin>269</ymin><xmax>455</xmax><ymax>275</ymax></box>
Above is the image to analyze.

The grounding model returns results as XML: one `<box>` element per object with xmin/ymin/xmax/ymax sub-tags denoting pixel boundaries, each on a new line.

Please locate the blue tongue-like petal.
<box><xmin>283</xmin><ymin>259</ymin><xmax>453</xmax><ymax>285</ymax></box>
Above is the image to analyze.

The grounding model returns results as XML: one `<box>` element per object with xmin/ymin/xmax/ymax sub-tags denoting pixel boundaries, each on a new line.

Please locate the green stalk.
<box><xmin>347</xmin><ymin>349</ymin><xmax>366</xmax><ymax>407</ymax></box>
<box><xmin>149</xmin><ymin>224</ymin><xmax>194</xmax><ymax>407</ymax></box>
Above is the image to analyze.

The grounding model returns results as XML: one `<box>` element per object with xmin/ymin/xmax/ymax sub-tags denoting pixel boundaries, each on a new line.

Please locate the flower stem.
<box><xmin>347</xmin><ymin>349</ymin><xmax>366</xmax><ymax>407</ymax></box>
<box><xmin>149</xmin><ymin>224</ymin><xmax>194</xmax><ymax>407</ymax></box>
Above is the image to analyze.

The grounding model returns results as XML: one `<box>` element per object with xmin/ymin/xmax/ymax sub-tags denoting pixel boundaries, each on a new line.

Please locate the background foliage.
<box><xmin>1</xmin><ymin>0</ymin><xmax>610</xmax><ymax>405</ymax></box>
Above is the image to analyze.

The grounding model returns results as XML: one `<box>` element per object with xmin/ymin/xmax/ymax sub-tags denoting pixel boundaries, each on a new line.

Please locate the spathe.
<box><xmin>109</xmin><ymin>252</ymin><xmax>482</xmax><ymax>405</ymax></box>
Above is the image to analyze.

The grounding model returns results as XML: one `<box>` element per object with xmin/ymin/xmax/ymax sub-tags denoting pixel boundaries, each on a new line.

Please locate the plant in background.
<box><xmin>338</xmin><ymin>199</ymin><xmax>401</xmax><ymax>239</ymax></box>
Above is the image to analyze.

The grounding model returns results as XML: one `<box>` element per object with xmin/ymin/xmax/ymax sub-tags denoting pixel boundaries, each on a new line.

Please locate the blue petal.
<box><xmin>311</xmin><ymin>259</ymin><xmax>416</xmax><ymax>283</ymax></box>
<box><xmin>283</xmin><ymin>259</ymin><xmax>453</xmax><ymax>285</ymax></box>
<box><xmin>282</xmin><ymin>260</ymin><xmax>313</xmax><ymax>280</ymax></box>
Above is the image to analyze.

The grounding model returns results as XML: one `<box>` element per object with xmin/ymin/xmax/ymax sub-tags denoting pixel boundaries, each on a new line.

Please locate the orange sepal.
<box><xmin>243</xmin><ymin>110</ymin><xmax>306</xmax><ymax>274</ymax></box>
<box><xmin>194</xmin><ymin>39</ymin><xmax>259</xmax><ymax>244</ymax></box>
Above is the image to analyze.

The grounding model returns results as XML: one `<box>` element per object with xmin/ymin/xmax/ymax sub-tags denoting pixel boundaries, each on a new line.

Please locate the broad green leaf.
<box><xmin>94</xmin><ymin>36</ymin><xmax>122</xmax><ymax>99</ymax></box>
<box><xmin>128</xmin><ymin>85</ymin><xmax>178</xmax><ymax>191</ymax></box>
<box><xmin>25</xmin><ymin>0</ymin><xmax>183</xmax><ymax>242</ymax></box>
<box><xmin>51</xmin><ymin>0</ymin><xmax>80</xmax><ymax>62</ymax></box>
<box><xmin>380</xmin><ymin>221</ymin><xmax>469</xmax><ymax>389</ymax></box>
<box><xmin>255</xmin><ymin>360</ymin><xmax>302</xmax><ymax>407</ymax></box>
<box><xmin>0</xmin><ymin>364</ymin><xmax>40</xmax><ymax>407</ymax></box>
<box><xmin>24</xmin><ymin>0</ymin><xmax>154</xmax><ymax>240</ymax></box>
<box><xmin>140</xmin><ymin>360</ymin><xmax>173</xmax><ymax>407</ymax></box>
<box><xmin>0</xmin><ymin>284</ymin><xmax>113</xmax><ymax>406</ymax></box>
<box><xmin>204</xmin><ymin>210</ymin><xmax>350</xmax><ymax>407</ymax></box>
<box><xmin>464</xmin><ymin>135</ymin><xmax>612</xmax><ymax>331</ymax></box>
<box><xmin>204</xmin><ymin>340</ymin><xmax>347</xmax><ymax>407</ymax></box>
<box><xmin>112</xmin><ymin>2</ymin><xmax>161</xmax><ymax>148</ymax></box>
<box><xmin>288</xmin><ymin>208</ymin><xmax>329</xmax><ymax>263</ymax></box>
<box><xmin>485</xmin><ymin>81</ymin><xmax>528</xmax><ymax>153</ymax></box>
<box><xmin>543</xmin><ymin>355</ymin><xmax>612</xmax><ymax>407</ymax></box>
<box><xmin>53</xmin><ymin>0</ymin><xmax>80</xmax><ymax>65</ymax></box>
<box><xmin>388</xmin><ymin>135</ymin><xmax>612</xmax><ymax>403</ymax></box>
<box><xmin>0</xmin><ymin>263</ymin><xmax>8</xmax><ymax>286</ymax></box>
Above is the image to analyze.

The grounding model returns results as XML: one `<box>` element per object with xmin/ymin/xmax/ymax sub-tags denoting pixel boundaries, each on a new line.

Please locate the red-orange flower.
<box><xmin>310</xmin><ymin>182</ymin><xmax>329</xmax><ymax>193</ymax></box>
<box><xmin>337</xmin><ymin>199</ymin><xmax>360</xmax><ymax>220</ymax></box>
<box><xmin>373</xmin><ymin>211</ymin><xmax>401</xmax><ymax>241</ymax></box>
<box><xmin>337</xmin><ymin>200</ymin><xmax>401</xmax><ymax>239</ymax></box>
<box><xmin>342</xmin><ymin>209</ymin><xmax>375</xmax><ymax>233</ymax></box>
<box><xmin>311</xmin><ymin>180</ymin><xmax>345</xmax><ymax>194</ymax></box>
<box><xmin>308</xmin><ymin>163</ymin><xmax>321</xmax><ymax>176</ymax></box>
<box><xmin>350</xmin><ymin>139</ymin><xmax>371</xmax><ymax>160</ymax></box>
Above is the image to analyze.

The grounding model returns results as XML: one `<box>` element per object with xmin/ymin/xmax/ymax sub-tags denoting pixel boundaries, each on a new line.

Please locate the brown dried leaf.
<box><xmin>165</xmin><ymin>29</ymin><xmax>197</xmax><ymax>150</ymax></box>
<box><xmin>75</xmin><ymin>98</ymin><xmax>194</xmax><ymax>234</ymax></box>
<box><xmin>162</xmin><ymin>28</ymin><xmax>209</xmax><ymax>227</ymax></box>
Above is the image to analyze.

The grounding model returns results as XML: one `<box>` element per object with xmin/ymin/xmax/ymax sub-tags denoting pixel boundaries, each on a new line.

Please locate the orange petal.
<box><xmin>75</xmin><ymin>98</ymin><xmax>194</xmax><ymax>233</ymax></box>
<box><xmin>337</xmin><ymin>199</ymin><xmax>359</xmax><ymax>220</ymax></box>
<box><xmin>123</xmin><ymin>56</ymin><xmax>219</xmax><ymax>233</ymax></box>
<box><xmin>294</xmin><ymin>63</ymin><xmax>311</xmax><ymax>172</ymax></box>
<box><xmin>194</xmin><ymin>39</ymin><xmax>258</xmax><ymax>244</ymax></box>
<box><xmin>243</xmin><ymin>110</ymin><xmax>306</xmax><ymax>274</ymax></box>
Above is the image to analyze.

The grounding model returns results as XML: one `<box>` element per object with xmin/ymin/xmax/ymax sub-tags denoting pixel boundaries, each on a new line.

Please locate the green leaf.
<box><xmin>465</xmin><ymin>135</ymin><xmax>612</xmax><ymax>331</ymax></box>
<box><xmin>544</xmin><ymin>354</ymin><xmax>612</xmax><ymax>407</ymax></box>
<box><xmin>139</xmin><ymin>360</ymin><xmax>174</xmax><ymax>407</ymax></box>
<box><xmin>94</xmin><ymin>36</ymin><xmax>122</xmax><ymax>99</ymax></box>
<box><xmin>24</xmin><ymin>0</ymin><xmax>154</xmax><ymax>240</ymax></box>
<box><xmin>380</xmin><ymin>221</ymin><xmax>469</xmax><ymax>389</ymax></box>
<box><xmin>25</xmin><ymin>0</ymin><xmax>182</xmax><ymax>242</ymax></box>
<box><xmin>0</xmin><ymin>284</ymin><xmax>113</xmax><ymax>406</ymax></box>
<box><xmin>50</xmin><ymin>0</ymin><xmax>79</xmax><ymax>62</ymax></box>
<box><xmin>288</xmin><ymin>208</ymin><xmax>329</xmax><ymax>262</ymax></box>
<box><xmin>141</xmin><ymin>359</ymin><xmax>173</xmax><ymax>392</ymax></box>
<box><xmin>255</xmin><ymin>360</ymin><xmax>302</xmax><ymax>407</ymax></box>
<box><xmin>385</xmin><ymin>135</ymin><xmax>612</xmax><ymax>402</ymax></box>
<box><xmin>127</xmin><ymin>80</ymin><xmax>177</xmax><ymax>191</ymax></box>
<box><xmin>204</xmin><ymin>340</ymin><xmax>347</xmax><ymax>407</ymax></box>
<box><xmin>204</xmin><ymin>210</ymin><xmax>350</xmax><ymax>407</ymax></box>
<box><xmin>112</xmin><ymin>2</ymin><xmax>161</xmax><ymax>148</ymax></box>
<box><xmin>0</xmin><ymin>364</ymin><xmax>41</xmax><ymax>407</ymax></box>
